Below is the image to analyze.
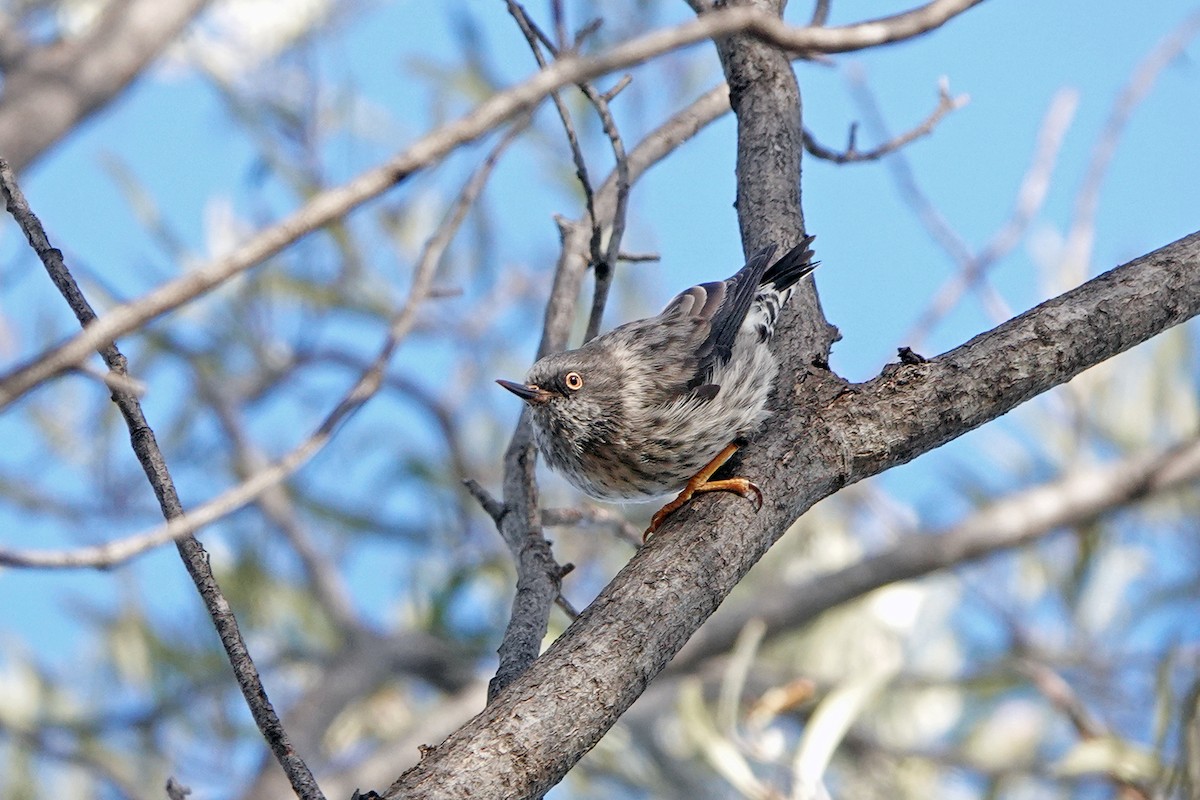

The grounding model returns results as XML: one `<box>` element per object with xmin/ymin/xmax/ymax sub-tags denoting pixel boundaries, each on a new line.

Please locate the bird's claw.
<box><xmin>643</xmin><ymin>477</ymin><xmax>764</xmax><ymax>542</ymax></box>
<box><xmin>741</xmin><ymin>480</ymin><xmax>763</xmax><ymax>512</ymax></box>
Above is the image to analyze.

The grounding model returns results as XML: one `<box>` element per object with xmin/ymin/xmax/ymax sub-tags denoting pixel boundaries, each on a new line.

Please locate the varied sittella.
<box><xmin>498</xmin><ymin>236</ymin><xmax>818</xmax><ymax>538</ymax></box>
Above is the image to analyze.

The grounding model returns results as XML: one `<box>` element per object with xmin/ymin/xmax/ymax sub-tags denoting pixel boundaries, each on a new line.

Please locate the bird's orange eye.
<box><xmin>564</xmin><ymin>371</ymin><xmax>584</xmax><ymax>391</ymax></box>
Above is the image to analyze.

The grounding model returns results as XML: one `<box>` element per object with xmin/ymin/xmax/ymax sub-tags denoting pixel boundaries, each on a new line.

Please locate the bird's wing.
<box><xmin>659</xmin><ymin>244</ymin><xmax>778</xmax><ymax>387</ymax></box>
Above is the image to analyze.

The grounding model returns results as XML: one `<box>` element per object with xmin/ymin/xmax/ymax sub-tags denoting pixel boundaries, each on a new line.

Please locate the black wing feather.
<box><xmin>687</xmin><ymin>243</ymin><xmax>777</xmax><ymax>386</ymax></box>
<box><xmin>762</xmin><ymin>235</ymin><xmax>818</xmax><ymax>291</ymax></box>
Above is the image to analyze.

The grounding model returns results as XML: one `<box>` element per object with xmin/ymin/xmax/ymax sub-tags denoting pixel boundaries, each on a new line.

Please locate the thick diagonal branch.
<box><xmin>380</xmin><ymin>225</ymin><xmax>1200</xmax><ymax>800</ymax></box>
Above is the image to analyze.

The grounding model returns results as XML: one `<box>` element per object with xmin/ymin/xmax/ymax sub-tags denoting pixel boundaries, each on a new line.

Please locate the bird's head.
<box><xmin>496</xmin><ymin>346</ymin><xmax>623</xmax><ymax>445</ymax></box>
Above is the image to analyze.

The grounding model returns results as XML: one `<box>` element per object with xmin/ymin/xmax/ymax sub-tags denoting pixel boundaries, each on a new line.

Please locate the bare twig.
<box><xmin>200</xmin><ymin>383</ymin><xmax>360</xmax><ymax>633</ymax></box>
<box><xmin>464</xmin><ymin>478</ymin><xmax>506</xmax><ymax>523</ymax></box>
<box><xmin>846</xmin><ymin>67</ymin><xmax>965</xmax><ymax>259</ymax></box>
<box><xmin>580</xmin><ymin>75</ymin><xmax>631</xmax><ymax>343</ymax></box>
<box><xmin>0</xmin><ymin>0</ymin><xmax>985</xmax><ymax>409</ymax></box>
<box><xmin>504</xmin><ymin>1</ymin><xmax>632</xmax><ymax>343</ymax></box>
<box><xmin>1016</xmin><ymin>652</ymin><xmax>1153</xmax><ymax>799</ymax></box>
<box><xmin>540</xmin><ymin>82</ymin><xmax>731</xmax><ymax>360</ymax></box>
<box><xmin>810</xmin><ymin>0</ymin><xmax>832</xmax><ymax>26</ymax></box>
<box><xmin>505</xmin><ymin>0</ymin><xmax>600</xmax><ymax>268</ymax></box>
<box><xmin>803</xmin><ymin>77</ymin><xmax>967</xmax><ymax>164</ymax></box>
<box><xmin>846</xmin><ymin>63</ymin><xmax>1013</xmax><ymax>331</ymax></box>
<box><xmin>0</xmin><ymin>159</ymin><xmax>327</xmax><ymax>800</ymax></box>
<box><xmin>617</xmin><ymin>250</ymin><xmax>661</xmax><ymax>263</ymax></box>
<box><xmin>0</xmin><ymin>121</ymin><xmax>526</xmax><ymax>570</ymax></box>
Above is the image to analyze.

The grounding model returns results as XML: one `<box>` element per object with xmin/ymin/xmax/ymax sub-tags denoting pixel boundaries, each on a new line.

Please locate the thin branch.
<box><xmin>1016</xmin><ymin>652</ymin><xmax>1153</xmax><ymax>799</ymax></box>
<box><xmin>200</xmin><ymin>382</ymin><xmax>360</xmax><ymax>633</ymax></box>
<box><xmin>0</xmin><ymin>0</ymin><xmax>985</xmax><ymax>409</ymax></box>
<box><xmin>0</xmin><ymin>121</ymin><xmax>526</xmax><ymax>571</ymax></box>
<box><xmin>810</xmin><ymin>0</ymin><xmax>832</xmax><ymax>26</ymax></box>
<box><xmin>846</xmin><ymin>66</ymin><xmax>968</xmax><ymax>262</ymax></box>
<box><xmin>0</xmin><ymin>159</ymin><xmax>326</xmax><ymax>800</ymax></box>
<box><xmin>464</xmin><ymin>478</ymin><xmax>506</xmax><ymax>523</ymax></box>
<box><xmin>617</xmin><ymin>250</ymin><xmax>661</xmax><ymax>263</ymax></box>
<box><xmin>505</xmin><ymin>0</ymin><xmax>600</xmax><ymax>269</ymax></box>
<box><xmin>504</xmin><ymin>1</ymin><xmax>632</xmax><ymax>342</ymax></box>
<box><xmin>803</xmin><ymin>77</ymin><xmax>967</xmax><ymax>164</ymax></box>
<box><xmin>580</xmin><ymin>73</ymin><xmax>632</xmax><ymax>343</ymax></box>
<box><xmin>550</xmin><ymin>0</ymin><xmax>568</xmax><ymax>51</ymax></box>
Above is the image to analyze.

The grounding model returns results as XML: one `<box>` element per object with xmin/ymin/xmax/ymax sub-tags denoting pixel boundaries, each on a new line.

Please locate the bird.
<box><xmin>497</xmin><ymin>236</ymin><xmax>817</xmax><ymax>538</ymax></box>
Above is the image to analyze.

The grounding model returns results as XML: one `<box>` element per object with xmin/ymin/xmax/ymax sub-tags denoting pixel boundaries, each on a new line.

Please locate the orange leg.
<box><xmin>644</xmin><ymin>442</ymin><xmax>763</xmax><ymax>540</ymax></box>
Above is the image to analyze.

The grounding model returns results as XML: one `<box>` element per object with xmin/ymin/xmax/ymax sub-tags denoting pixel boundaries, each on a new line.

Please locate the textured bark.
<box><xmin>377</xmin><ymin>185</ymin><xmax>1200</xmax><ymax>800</ymax></box>
<box><xmin>488</xmin><ymin>421</ymin><xmax>563</xmax><ymax>701</ymax></box>
<box><xmin>0</xmin><ymin>0</ymin><xmax>210</xmax><ymax>172</ymax></box>
<box><xmin>713</xmin><ymin>0</ymin><xmax>838</xmax><ymax>368</ymax></box>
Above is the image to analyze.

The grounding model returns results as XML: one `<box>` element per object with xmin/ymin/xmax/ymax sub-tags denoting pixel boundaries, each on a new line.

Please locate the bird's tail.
<box><xmin>762</xmin><ymin>235</ymin><xmax>818</xmax><ymax>291</ymax></box>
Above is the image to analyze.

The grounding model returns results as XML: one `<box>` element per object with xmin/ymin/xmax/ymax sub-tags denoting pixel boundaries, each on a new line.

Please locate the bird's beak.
<box><xmin>496</xmin><ymin>379</ymin><xmax>553</xmax><ymax>405</ymax></box>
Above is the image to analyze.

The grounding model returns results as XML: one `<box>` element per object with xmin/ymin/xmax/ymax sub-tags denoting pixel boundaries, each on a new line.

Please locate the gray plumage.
<box><xmin>498</xmin><ymin>236</ymin><xmax>817</xmax><ymax>503</ymax></box>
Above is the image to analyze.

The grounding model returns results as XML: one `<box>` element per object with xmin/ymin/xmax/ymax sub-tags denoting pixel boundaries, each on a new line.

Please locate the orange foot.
<box><xmin>644</xmin><ymin>442</ymin><xmax>763</xmax><ymax>541</ymax></box>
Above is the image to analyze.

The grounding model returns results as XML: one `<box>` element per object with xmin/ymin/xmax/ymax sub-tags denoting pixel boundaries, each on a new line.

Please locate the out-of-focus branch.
<box><xmin>901</xmin><ymin>87</ymin><xmax>1078</xmax><ymax>348</ymax></box>
<box><xmin>239</xmin><ymin>630</ymin><xmax>480</xmax><ymax>798</ymax></box>
<box><xmin>542</xmin><ymin>505</ymin><xmax>643</xmax><ymax>549</ymax></box>
<box><xmin>0</xmin><ymin>158</ymin><xmax>326</xmax><ymax>800</ymax></box>
<box><xmin>0</xmin><ymin>0</ymin><xmax>984</xmax><ymax>409</ymax></box>
<box><xmin>0</xmin><ymin>121</ymin><xmax>525</xmax><ymax>571</ymax></box>
<box><xmin>810</xmin><ymin>0</ymin><xmax>832</xmax><ymax>26</ymax></box>
<box><xmin>803</xmin><ymin>77</ymin><xmax>967</xmax><ymax>164</ymax></box>
<box><xmin>1016</xmin><ymin>652</ymin><xmax>1152</xmax><ymax>799</ymax></box>
<box><xmin>673</xmin><ymin>434</ymin><xmax>1200</xmax><ymax>671</ymax></box>
<box><xmin>198</xmin><ymin>382</ymin><xmax>360</xmax><ymax>633</ymax></box>
<box><xmin>1060</xmin><ymin>10</ymin><xmax>1200</xmax><ymax>286</ymax></box>
<box><xmin>0</xmin><ymin>0</ymin><xmax>211</xmax><ymax>172</ymax></box>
